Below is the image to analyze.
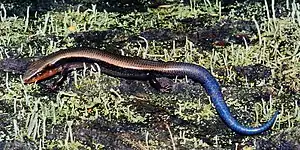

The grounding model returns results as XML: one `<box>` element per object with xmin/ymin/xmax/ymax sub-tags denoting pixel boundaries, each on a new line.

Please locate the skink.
<box><xmin>23</xmin><ymin>47</ymin><xmax>279</xmax><ymax>135</ymax></box>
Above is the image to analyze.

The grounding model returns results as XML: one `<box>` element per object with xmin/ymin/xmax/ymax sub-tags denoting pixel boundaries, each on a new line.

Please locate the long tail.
<box><xmin>203</xmin><ymin>73</ymin><xmax>278</xmax><ymax>135</ymax></box>
<box><xmin>173</xmin><ymin>63</ymin><xmax>278</xmax><ymax>135</ymax></box>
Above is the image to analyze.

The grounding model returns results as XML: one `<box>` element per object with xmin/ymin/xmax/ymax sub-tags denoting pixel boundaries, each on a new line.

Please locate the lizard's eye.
<box><xmin>37</xmin><ymin>72</ymin><xmax>43</xmax><ymax>76</ymax></box>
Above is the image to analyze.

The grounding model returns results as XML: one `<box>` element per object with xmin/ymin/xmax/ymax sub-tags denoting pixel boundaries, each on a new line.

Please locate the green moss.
<box><xmin>0</xmin><ymin>0</ymin><xmax>299</xmax><ymax>149</ymax></box>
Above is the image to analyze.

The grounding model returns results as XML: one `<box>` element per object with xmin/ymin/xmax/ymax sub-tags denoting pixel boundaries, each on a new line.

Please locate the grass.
<box><xmin>0</xmin><ymin>0</ymin><xmax>300</xmax><ymax>149</ymax></box>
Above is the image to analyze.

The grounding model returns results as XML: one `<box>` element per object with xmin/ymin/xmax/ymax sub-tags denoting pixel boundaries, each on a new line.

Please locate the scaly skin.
<box><xmin>23</xmin><ymin>47</ymin><xmax>279</xmax><ymax>135</ymax></box>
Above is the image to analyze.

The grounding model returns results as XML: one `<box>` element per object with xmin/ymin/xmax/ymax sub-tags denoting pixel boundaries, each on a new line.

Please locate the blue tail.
<box><xmin>179</xmin><ymin>64</ymin><xmax>278</xmax><ymax>135</ymax></box>
<box><xmin>204</xmin><ymin>77</ymin><xmax>278</xmax><ymax>135</ymax></box>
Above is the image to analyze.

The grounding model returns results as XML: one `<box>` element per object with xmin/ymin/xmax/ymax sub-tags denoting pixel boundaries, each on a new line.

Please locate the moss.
<box><xmin>0</xmin><ymin>0</ymin><xmax>299</xmax><ymax>149</ymax></box>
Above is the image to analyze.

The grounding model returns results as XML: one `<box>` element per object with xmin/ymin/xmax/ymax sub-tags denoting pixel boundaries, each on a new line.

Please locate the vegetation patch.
<box><xmin>0</xmin><ymin>0</ymin><xmax>299</xmax><ymax>149</ymax></box>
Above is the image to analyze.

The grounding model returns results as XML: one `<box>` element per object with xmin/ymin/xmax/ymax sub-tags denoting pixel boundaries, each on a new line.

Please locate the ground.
<box><xmin>0</xmin><ymin>0</ymin><xmax>300</xmax><ymax>149</ymax></box>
